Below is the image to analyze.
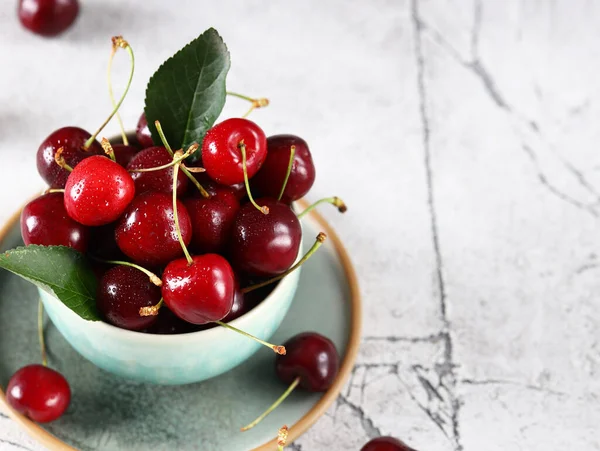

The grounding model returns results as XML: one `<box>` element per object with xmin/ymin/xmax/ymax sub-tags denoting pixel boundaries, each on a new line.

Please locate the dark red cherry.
<box><xmin>97</xmin><ymin>266</ymin><xmax>161</xmax><ymax>331</ymax></box>
<box><xmin>6</xmin><ymin>364</ymin><xmax>71</xmax><ymax>423</ymax></box>
<box><xmin>252</xmin><ymin>135</ymin><xmax>316</xmax><ymax>203</ymax></box>
<box><xmin>64</xmin><ymin>156</ymin><xmax>135</xmax><ymax>226</ymax></box>
<box><xmin>361</xmin><ymin>437</ymin><xmax>417</xmax><ymax>451</ymax></box>
<box><xmin>184</xmin><ymin>189</ymin><xmax>239</xmax><ymax>254</ymax></box>
<box><xmin>202</xmin><ymin>281</ymin><xmax>251</xmax><ymax>330</ymax></box>
<box><xmin>18</xmin><ymin>0</ymin><xmax>79</xmax><ymax>37</ymax></box>
<box><xmin>149</xmin><ymin>307</ymin><xmax>200</xmax><ymax>335</ymax></box>
<box><xmin>115</xmin><ymin>192</ymin><xmax>192</xmax><ymax>266</ymax></box>
<box><xmin>276</xmin><ymin>332</ymin><xmax>339</xmax><ymax>392</ymax></box>
<box><xmin>20</xmin><ymin>192</ymin><xmax>89</xmax><ymax>252</ymax></box>
<box><xmin>162</xmin><ymin>254</ymin><xmax>235</xmax><ymax>325</ymax></box>
<box><xmin>135</xmin><ymin>113</ymin><xmax>154</xmax><ymax>148</ymax></box>
<box><xmin>127</xmin><ymin>146</ymin><xmax>188</xmax><ymax>196</ymax></box>
<box><xmin>112</xmin><ymin>144</ymin><xmax>139</xmax><ymax>168</ymax></box>
<box><xmin>88</xmin><ymin>223</ymin><xmax>125</xmax><ymax>260</ymax></box>
<box><xmin>36</xmin><ymin>126</ymin><xmax>103</xmax><ymax>188</ymax></box>
<box><xmin>230</xmin><ymin>198</ymin><xmax>302</xmax><ymax>277</ymax></box>
<box><xmin>189</xmin><ymin>172</ymin><xmax>246</xmax><ymax>203</ymax></box>
<box><xmin>202</xmin><ymin>118</ymin><xmax>267</xmax><ymax>186</ymax></box>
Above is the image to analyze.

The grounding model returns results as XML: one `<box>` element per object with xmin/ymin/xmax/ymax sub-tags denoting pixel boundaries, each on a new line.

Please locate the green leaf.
<box><xmin>0</xmin><ymin>245</ymin><xmax>100</xmax><ymax>321</ymax></box>
<box><xmin>144</xmin><ymin>28</ymin><xmax>231</xmax><ymax>163</ymax></box>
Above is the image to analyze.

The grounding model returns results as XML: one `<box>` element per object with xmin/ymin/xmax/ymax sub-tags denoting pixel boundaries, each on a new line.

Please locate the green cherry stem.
<box><xmin>242</xmin><ymin>233</ymin><xmax>327</xmax><ymax>294</ymax></box>
<box><xmin>215</xmin><ymin>320</ymin><xmax>286</xmax><ymax>355</ymax></box>
<box><xmin>239</xmin><ymin>141</ymin><xmax>269</xmax><ymax>214</ymax></box>
<box><xmin>241</xmin><ymin>377</ymin><xmax>301</xmax><ymax>431</ymax></box>
<box><xmin>155</xmin><ymin>120</ymin><xmax>210</xmax><ymax>198</ymax></box>
<box><xmin>84</xmin><ymin>36</ymin><xmax>135</xmax><ymax>150</ymax></box>
<box><xmin>107</xmin><ymin>44</ymin><xmax>128</xmax><ymax>145</ymax></box>
<box><xmin>227</xmin><ymin>91</ymin><xmax>270</xmax><ymax>118</ymax></box>
<box><xmin>101</xmin><ymin>138</ymin><xmax>117</xmax><ymax>162</ymax></box>
<box><xmin>277</xmin><ymin>145</ymin><xmax>296</xmax><ymax>201</ymax></box>
<box><xmin>43</xmin><ymin>188</ymin><xmax>65</xmax><ymax>194</ymax></box>
<box><xmin>139</xmin><ymin>298</ymin><xmax>164</xmax><ymax>317</ymax></box>
<box><xmin>90</xmin><ymin>257</ymin><xmax>162</xmax><ymax>286</ymax></box>
<box><xmin>172</xmin><ymin>158</ymin><xmax>194</xmax><ymax>265</ymax></box>
<box><xmin>38</xmin><ymin>300</ymin><xmax>48</xmax><ymax>367</ymax></box>
<box><xmin>297</xmin><ymin>197</ymin><xmax>347</xmax><ymax>220</ymax></box>
<box><xmin>54</xmin><ymin>148</ymin><xmax>73</xmax><ymax>172</ymax></box>
<box><xmin>128</xmin><ymin>144</ymin><xmax>198</xmax><ymax>173</ymax></box>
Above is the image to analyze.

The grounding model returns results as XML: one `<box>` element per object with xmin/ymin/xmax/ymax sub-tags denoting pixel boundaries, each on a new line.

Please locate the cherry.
<box><xmin>18</xmin><ymin>0</ymin><xmax>79</xmax><ymax>37</ymax></box>
<box><xmin>115</xmin><ymin>192</ymin><xmax>192</xmax><ymax>266</ymax></box>
<box><xmin>230</xmin><ymin>198</ymin><xmax>302</xmax><ymax>277</ymax></box>
<box><xmin>20</xmin><ymin>192</ymin><xmax>89</xmax><ymax>252</ymax></box>
<box><xmin>88</xmin><ymin>223</ymin><xmax>125</xmax><ymax>260</ymax></box>
<box><xmin>149</xmin><ymin>307</ymin><xmax>200</xmax><ymax>335</ymax></box>
<box><xmin>135</xmin><ymin>113</ymin><xmax>154</xmax><ymax>148</ymax></box>
<box><xmin>202</xmin><ymin>118</ymin><xmax>267</xmax><ymax>186</ymax></box>
<box><xmin>64</xmin><ymin>155</ymin><xmax>135</xmax><ymax>226</ymax></box>
<box><xmin>127</xmin><ymin>146</ymin><xmax>188</xmax><ymax>196</ymax></box>
<box><xmin>6</xmin><ymin>364</ymin><xmax>71</xmax><ymax>423</ymax></box>
<box><xmin>189</xmin><ymin>172</ymin><xmax>245</xmax><ymax>203</ymax></box>
<box><xmin>252</xmin><ymin>135</ymin><xmax>316</xmax><ymax>203</ymax></box>
<box><xmin>184</xmin><ymin>189</ymin><xmax>240</xmax><ymax>254</ymax></box>
<box><xmin>361</xmin><ymin>437</ymin><xmax>418</xmax><ymax>451</ymax></box>
<box><xmin>162</xmin><ymin>254</ymin><xmax>235</xmax><ymax>325</ymax></box>
<box><xmin>36</xmin><ymin>126</ymin><xmax>103</xmax><ymax>188</ymax></box>
<box><xmin>112</xmin><ymin>144</ymin><xmax>139</xmax><ymax>168</ymax></box>
<box><xmin>97</xmin><ymin>266</ymin><xmax>161</xmax><ymax>331</ymax></box>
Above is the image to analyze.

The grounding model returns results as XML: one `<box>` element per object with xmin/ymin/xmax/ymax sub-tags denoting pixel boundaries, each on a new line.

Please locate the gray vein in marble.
<box><xmin>460</xmin><ymin>378</ymin><xmax>568</xmax><ymax>398</ymax></box>
<box><xmin>336</xmin><ymin>394</ymin><xmax>382</xmax><ymax>440</ymax></box>
<box><xmin>362</xmin><ymin>333</ymin><xmax>445</xmax><ymax>344</ymax></box>
<box><xmin>0</xmin><ymin>438</ymin><xmax>34</xmax><ymax>451</ymax></box>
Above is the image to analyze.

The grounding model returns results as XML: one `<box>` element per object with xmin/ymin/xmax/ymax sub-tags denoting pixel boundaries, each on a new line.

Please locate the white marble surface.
<box><xmin>1</xmin><ymin>0</ymin><xmax>600</xmax><ymax>450</ymax></box>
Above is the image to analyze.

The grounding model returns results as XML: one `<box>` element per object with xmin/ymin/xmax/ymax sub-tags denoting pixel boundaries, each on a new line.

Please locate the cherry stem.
<box><xmin>155</xmin><ymin>120</ymin><xmax>210</xmax><ymax>198</ymax></box>
<box><xmin>101</xmin><ymin>138</ymin><xmax>117</xmax><ymax>162</ymax></box>
<box><xmin>84</xmin><ymin>37</ymin><xmax>135</xmax><ymax>150</ymax></box>
<box><xmin>44</xmin><ymin>188</ymin><xmax>65</xmax><ymax>194</ymax></box>
<box><xmin>139</xmin><ymin>298</ymin><xmax>164</xmax><ymax>317</ymax></box>
<box><xmin>278</xmin><ymin>145</ymin><xmax>296</xmax><ymax>201</ymax></box>
<box><xmin>277</xmin><ymin>425</ymin><xmax>289</xmax><ymax>451</ymax></box>
<box><xmin>227</xmin><ymin>91</ymin><xmax>270</xmax><ymax>118</ymax></box>
<box><xmin>38</xmin><ymin>300</ymin><xmax>48</xmax><ymax>367</ymax></box>
<box><xmin>239</xmin><ymin>142</ymin><xmax>269</xmax><ymax>214</ymax></box>
<box><xmin>107</xmin><ymin>45</ymin><xmax>128</xmax><ymax>146</ymax></box>
<box><xmin>214</xmin><ymin>320</ymin><xmax>286</xmax><ymax>355</ymax></box>
<box><xmin>297</xmin><ymin>197</ymin><xmax>347</xmax><ymax>220</ymax></box>
<box><xmin>172</xmin><ymin>160</ymin><xmax>193</xmax><ymax>265</ymax></box>
<box><xmin>91</xmin><ymin>258</ymin><xmax>162</xmax><ymax>286</ymax></box>
<box><xmin>54</xmin><ymin>147</ymin><xmax>73</xmax><ymax>172</ymax></box>
<box><xmin>241</xmin><ymin>377</ymin><xmax>300</xmax><ymax>432</ymax></box>
<box><xmin>242</xmin><ymin>232</ymin><xmax>327</xmax><ymax>294</ymax></box>
<box><xmin>128</xmin><ymin>144</ymin><xmax>198</xmax><ymax>173</ymax></box>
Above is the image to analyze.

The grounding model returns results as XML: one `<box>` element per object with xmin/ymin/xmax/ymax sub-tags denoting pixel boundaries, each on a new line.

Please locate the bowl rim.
<box><xmin>0</xmin><ymin>199</ymin><xmax>362</xmax><ymax>451</ymax></box>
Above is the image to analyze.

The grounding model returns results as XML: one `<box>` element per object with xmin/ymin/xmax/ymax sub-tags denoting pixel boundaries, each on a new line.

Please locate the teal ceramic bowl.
<box><xmin>37</xmin><ymin>264</ymin><xmax>301</xmax><ymax>385</ymax></box>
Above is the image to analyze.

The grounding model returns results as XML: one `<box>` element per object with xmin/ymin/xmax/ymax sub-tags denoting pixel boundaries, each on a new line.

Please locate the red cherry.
<box><xmin>18</xmin><ymin>0</ymin><xmax>79</xmax><ymax>37</ymax></box>
<box><xmin>361</xmin><ymin>437</ymin><xmax>418</xmax><ymax>451</ymax></box>
<box><xmin>64</xmin><ymin>155</ymin><xmax>135</xmax><ymax>226</ymax></box>
<box><xmin>189</xmin><ymin>172</ymin><xmax>246</xmax><ymax>203</ymax></box>
<box><xmin>20</xmin><ymin>192</ymin><xmax>89</xmax><ymax>252</ymax></box>
<box><xmin>36</xmin><ymin>126</ymin><xmax>103</xmax><ymax>188</ymax></box>
<box><xmin>230</xmin><ymin>198</ymin><xmax>302</xmax><ymax>277</ymax></box>
<box><xmin>252</xmin><ymin>135</ymin><xmax>316</xmax><ymax>203</ymax></box>
<box><xmin>97</xmin><ymin>266</ymin><xmax>161</xmax><ymax>331</ymax></box>
<box><xmin>127</xmin><ymin>146</ymin><xmax>188</xmax><ymax>196</ymax></box>
<box><xmin>115</xmin><ymin>192</ymin><xmax>192</xmax><ymax>266</ymax></box>
<box><xmin>162</xmin><ymin>254</ymin><xmax>235</xmax><ymax>325</ymax></box>
<box><xmin>276</xmin><ymin>332</ymin><xmax>339</xmax><ymax>391</ymax></box>
<box><xmin>184</xmin><ymin>189</ymin><xmax>240</xmax><ymax>254</ymax></box>
<box><xmin>6</xmin><ymin>364</ymin><xmax>71</xmax><ymax>423</ymax></box>
<box><xmin>202</xmin><ymin>118</ymin><xmax>267</xmax><ymax>186</ymax></box>
<box><xmin>135</xmin><ymin>113</ymin><xmax>154</xmax><ymax>148</ymax></box>
<box><xmin>112</xmin><ymin>144</ymin><xmax>139</xmax><ymax>168</ymax></box>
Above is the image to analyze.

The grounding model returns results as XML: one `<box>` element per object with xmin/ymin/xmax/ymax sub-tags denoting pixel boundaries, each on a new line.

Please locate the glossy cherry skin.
<box><xmin>112</xmin><ymin>144</ymin><xmax>139</xmax><ymax>168</ymax></box>
<box><xmin>276</xmin><ymin>332</ymin><xmax>339</xmax><ymax>392</ymax></box>
<box><xmin>115</xmin><ymin>192</ymin><xmax>192</xmax><ymax>266</ymax></box>
<box><xmin>135</xmin><ymin>113</ymin><xmax>154</xmax><ymax>148</ymax></box>
<box><xmin>20</xmin><ymin>192</ymin><xmax>89</xmax><ymax>252</ymax></box>
<box><xmin>202</xmin><ymin>118</ymin><xmax>267</xmax><ymax>186</ymax></box>
<box><xmin>6</xmin><ymin>364</ymin><xmax>71</xmax><ymax>423</ymax></box>
<box><xmin>37</xmin><ymin>126</ymin><xmax>103</xmax><ymax>188</ymax></box>
<box><xmin>189</xmin><ymin>172</ymin><xmax>246</xmax><ymax>202</ymax></box>
<box><xmin>162</xmin><ymin>254</ymin><xmax>235</xmax><ymax>325</ymax></box>
<box><xmin>64</xmin><ymin>156</ymin><xmax>135</xmax><ymax>226</ymax></box>
<box><xmin>252</xmin><ymin>135</ymin><xmax>316</xmax><ymax>203</ymax></box>
<box><xmin>18</xmin><ymin>0</ymin><xmax>79</xmax><ymax>37</ymax></box>
<box><xmin>230</xmin><ymin>198</ymin><xmax>302</xmax><ymax>277</ymax></box>
<box><xmin>184</xmin><ymin>189</ymin><xmax>239</xmax><ymax>254</ymax></box>
<box><xmin>97</xmin><ymin>266</ymin><xmax>161</xmax><ymax>331</ymax></box>
<box><xmin>127</xmin><ymin>146</ymin><xmax>188</xmax><ymax>196</ymax></box>
<box><xmin>361</xmin><ymin>437</ymin><xmax>417</xmax><ymax>451</ymax></box>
